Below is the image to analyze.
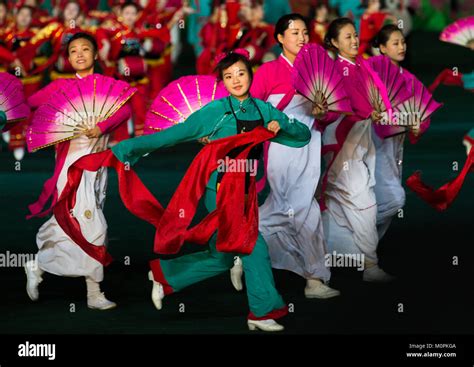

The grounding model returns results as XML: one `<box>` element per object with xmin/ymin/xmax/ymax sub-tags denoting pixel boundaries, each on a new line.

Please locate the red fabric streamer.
<box><xmin>406</xmin><ymin>148</ymin><xmax>474</xmax><ymax>211</ymax></box>
<box><xmin>428</xmin><ymin>68</ymin><xmax>464</xmax><ymax>93</ymax></box>
<box><xmin>54</xmin><ymin>127</ymin><xmax>275</xmax><ymax>265</ymax></box>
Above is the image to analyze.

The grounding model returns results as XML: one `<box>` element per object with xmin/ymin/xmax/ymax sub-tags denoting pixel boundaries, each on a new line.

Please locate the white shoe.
<box><xmin>13</xmin><ymin>147</ymin><xmax>25</xmax><ymax>161</ymax></box>
<box><xmin>247</xmin><ymin>319</ymin><xmax>284</xmax><ymax>332</ymax></box>
<box><xmin>148</xmin><ymin>271</ymin><xmax>164</xmax><ymax>310</ymax></box>
<box><xmin>304</xmin><ymin>280</ymin><xmax>341</xmax><ymax>299</ymax></box>
<box><xmin>363</xmin><ymin>265</ymin><xmax>395</xmax><ymax>283</ymax></box>
<box><xmin>24</xmin><ymin>260</ymin><xmax>42</xmax><ymax>301</ymax></box>
<box><xmin>2</xmin><ymin>131</ymin><xmax>10</xmax><ymax>143</ymax></box>
<box><xmin>230</xmin><ymin>256</ymin><xmax>243</xmax><ymax>291</ymax></box>
<box><xmin>87</xmin><ymin>292</ymin><xmax>117</xmax><ymax>310</ymax></box>
<box><xmin>463</xmin><ymin>140</ymin><xmax>472</xmax><ymax>156</ymax></box>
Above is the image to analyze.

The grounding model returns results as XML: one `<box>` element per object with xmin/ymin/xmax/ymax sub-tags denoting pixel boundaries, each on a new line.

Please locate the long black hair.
<box><xmin>323</xmin><ymin>17</ymin><xmax>356</xmax><ymax>52</ymax></box>
<box><xmin>273</xmin><ymin>13</ymin><xmax>309</xmax><ymax>47</ymax></box>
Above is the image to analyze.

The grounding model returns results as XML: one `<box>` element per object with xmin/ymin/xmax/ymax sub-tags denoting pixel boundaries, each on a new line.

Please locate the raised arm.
<box><xmin>111</xmin><ymin>105</ymin><xmax>216</xmax><ymax>165</ymax></box>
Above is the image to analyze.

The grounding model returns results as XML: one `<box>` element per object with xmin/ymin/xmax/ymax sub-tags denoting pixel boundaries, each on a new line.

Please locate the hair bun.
<box><xmin>215</xmin><ymin>48</ymin><xmax>250</xmax><ymax>65</ymax></box>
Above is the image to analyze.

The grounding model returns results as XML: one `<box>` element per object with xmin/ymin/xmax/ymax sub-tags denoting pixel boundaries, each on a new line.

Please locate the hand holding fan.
<box><xmin>394</xmin><ymin>76</ymin><xmax>442</xmax><ymax>137</ymax></box>
<box><xmin>292</xmin><ymin>43</ymin><xmax>352</xmax><ymax>115</ymax></box>
<box><xmin>440</xmin><ymin>16</ymin><xmax>474</xmax><ymax>49</ymax></box>
<box><xmin>27</xmin><ymin>74</ymin><xmax>137</xmax><ymax>152</ymax></box>
<box><xmin>0</xmin><ymin>72</ymin><xmax>30</xmax><ymax>131</ymax></box>
<box><xmin>145</xmin><ymin>75</ymin><xmax>229</xmax><ymax>135</ymax></box>
<box><xmin>366</xmin><ymin>55</ymin><xmax>412</xmax><ymax>138</ymax></box>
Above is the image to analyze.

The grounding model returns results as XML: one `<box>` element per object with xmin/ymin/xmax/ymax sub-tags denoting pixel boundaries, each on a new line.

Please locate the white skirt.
<box><xmin>373</xmin><ymin>129</ymin><xmax>406</xmax><ymax>239</ymax></box>
<box><xmin>37</xmin><ymin>135</ymin><xmax>109</xmax><ymax>282</ymax></box>
<box><xmin>322</xmin><ymin>119</ymin><xmax>379</xmax><ymax>263</ymax></box>
<box><xmin>259</xmin><ymin>95</ymin><xmax>330</xmax><ymax>281</ymax></box>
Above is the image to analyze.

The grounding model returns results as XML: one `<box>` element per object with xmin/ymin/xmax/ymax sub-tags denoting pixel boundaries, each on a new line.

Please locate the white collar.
<box><xmin>75</xmin><ymin>73</ymin><xmax>83</xmax><ymax>79</ymax></box>
<box><xmin>280</xmin><ymin>54</ymin><xmax>294</xmax><ymax>67</ymax></box>
<box><xmin>337</xmin><ymin>55</ymin><xmax>356</xmax><ymax>66</ymax></box>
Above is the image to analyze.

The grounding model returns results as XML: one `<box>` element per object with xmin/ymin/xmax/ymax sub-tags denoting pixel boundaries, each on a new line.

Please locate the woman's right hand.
<box><xmin>198</xmin><ymin>136</ymin><xmax>211</xmax><ymax>145</ymax></box>
<box><xmin>371</xmin><ymin>110</ymin><xmax>383</xmax><ymax>123</ymax></box>
<box><xmin>312</xmin><ymin>102</ymin><xmax>328</xmax><ymax>120</ymax></box>
<box><xmin>267</xmin><ymin>120</ymin><xmax>281</xmax><ymax>135</ymax></box>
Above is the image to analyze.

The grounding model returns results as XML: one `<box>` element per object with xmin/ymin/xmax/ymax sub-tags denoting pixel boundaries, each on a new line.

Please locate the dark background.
<box><xmin>0</xmin><ymin>32</ymin><xmax>473</xmax><ymax>339</ymax></box>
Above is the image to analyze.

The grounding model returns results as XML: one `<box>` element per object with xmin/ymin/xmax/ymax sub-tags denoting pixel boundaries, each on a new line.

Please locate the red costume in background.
<box><xmin>359</xmin><ymin>11</ymin><xmax>388</xmax><ymax>55</ymax></box>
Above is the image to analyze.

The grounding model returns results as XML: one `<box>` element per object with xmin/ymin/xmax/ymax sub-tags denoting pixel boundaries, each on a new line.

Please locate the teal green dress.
<box><xmin>0</xmin><ymin>111</ymin><xmax>6</xmax><ymax>131</ymax></box>
<box><xmin>112</xmin><ymin>95</ymin><xmax>311</xmax><ymax>318</ymax></box>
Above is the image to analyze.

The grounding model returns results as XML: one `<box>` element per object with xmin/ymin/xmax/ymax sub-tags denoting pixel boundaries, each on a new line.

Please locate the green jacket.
<box><xmin>112</xmin><ymin>95</ymin><xmax>311</xmax><ymax>191</ymax></box>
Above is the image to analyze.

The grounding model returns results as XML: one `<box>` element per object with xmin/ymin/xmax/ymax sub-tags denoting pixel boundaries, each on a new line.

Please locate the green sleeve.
<box><xmin>0</xmin><ymin>111</ymin><xmax>6</xmax><ymax>131</ymax></box>
<box><xmin>260</xmin><ymin>101</ymin><xmax>311</xmax><ymax>147</ymax></box>
<box><xmin>112</xmin><ymin>104</ymin><xmax>217</xmax><ymax>165</ymax></box>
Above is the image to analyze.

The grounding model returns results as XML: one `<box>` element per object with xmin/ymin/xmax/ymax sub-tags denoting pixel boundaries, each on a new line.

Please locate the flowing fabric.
<box><xmin>406</xmin><ymin>147</ymin><xmax>474</xmax><ymax>211</ymax></box>
<box><xmin>54</xmin><ymin>127</ymin><xmax>275</xmax><ymax>265</ymax></box>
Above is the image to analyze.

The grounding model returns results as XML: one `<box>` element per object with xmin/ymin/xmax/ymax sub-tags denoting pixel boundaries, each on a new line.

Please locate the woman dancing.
<box><xmin>370</xmin><ymin>24</ymin><xmax>428</xmax><ymax>239</ymax></box>
<box><xmin>24</xmin><ymin>32</ymin><xmax>132</xmax><ymax>310</ymax></box>
<box><xmin>235</xmin><ymin>13</ymin><xmax>340</xmax><ymax>299</ymax></box>
<box><xmin>321</xmin><ymin>18</ymin><xmax>393</xmax><ymax>282</ymax></box>
<box><xmin>111</xmin><ymin>50</ymin><xmax>311</xmax><ymax>331</ymax></box>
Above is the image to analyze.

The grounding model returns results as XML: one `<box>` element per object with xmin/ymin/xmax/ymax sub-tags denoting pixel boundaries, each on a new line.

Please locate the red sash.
<box><xmin>54</xmin><ymin>127</ymin><xmax>275</xmax><ymax>265</ymax></box>
<box><xmin>406</xmin><ymin>147</ymin><xmax>474</xmax><ymax>211</ymax></box>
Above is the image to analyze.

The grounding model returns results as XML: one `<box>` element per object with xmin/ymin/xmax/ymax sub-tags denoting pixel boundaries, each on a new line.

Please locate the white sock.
<box><xmin>306</xmin><ymin>279</ymin><xmax>323</xmax><ymax>288</ymax></box>
<box><xmin>28</xmin><ymin>257</ymin><xmax>44</xmax><ymax>277</ymax></box>
<box><xmin>85</xmin><ymin>277</ymin><xmax>102</xmax><ymax>298</ymax></box>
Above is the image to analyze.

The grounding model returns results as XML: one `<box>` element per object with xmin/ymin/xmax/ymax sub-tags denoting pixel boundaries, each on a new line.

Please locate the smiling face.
<box><xmin>332</xmin><ymin>23</ymin><xmax>359</xmax><ymax>60</ymax></box>
<box><xmin>68</xmin><ymin>37</ymin><xmax>96</xmax><ymax>74</ymax></box>
<box><xmin>222</xmin><ymin>61</ymin><xmax>251</xmax><ymax>100</ymax></box>
<box><xmin>380</xmin><ymin>30</ymin><xmax>407</xmax><ymax>63</ymax></box>
<box><xmin>278</xmin><ymin>19</ymin><xmax>309</xmax><ymax>60</ymax></box>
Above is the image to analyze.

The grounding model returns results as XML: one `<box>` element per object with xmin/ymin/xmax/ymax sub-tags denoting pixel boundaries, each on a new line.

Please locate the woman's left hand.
<box><xmin>267</xmin><ymin>120</ymin><xmax>281</xmax><ymax>135</ymax></box>
<box><xmin>198</xmin><ymin>136</ymin><xmax>211</xmax><ymax>145</ymax></box>
<box><xmin>410</xmin><ymin>123</ymin><xmax>421</xmax><ymax>137</ymax></box>
<box><xmin>84</xmin><ymin>126</ymin><xmax>103</xmax><ymax>139</ymax></box>
<box><xmin>371</xmin><ymin>110</ymin><xmax>383</xmax><ymax>123</ymax></box>
<box><xmin>312</xmin><ymin>102</ymin><xmax>328</xmax><ymax>120</ymax></box>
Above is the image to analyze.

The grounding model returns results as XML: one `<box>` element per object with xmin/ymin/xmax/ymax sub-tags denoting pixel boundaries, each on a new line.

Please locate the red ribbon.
<box><xmin>406</xmin><ymin>147</ymin><xmax>474</xmax><ymax>211</ymax></box>
<box><xmin>54</xmin><ymin>127</ymin><xmax>275</xmax><ymax>265</ymax></box>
